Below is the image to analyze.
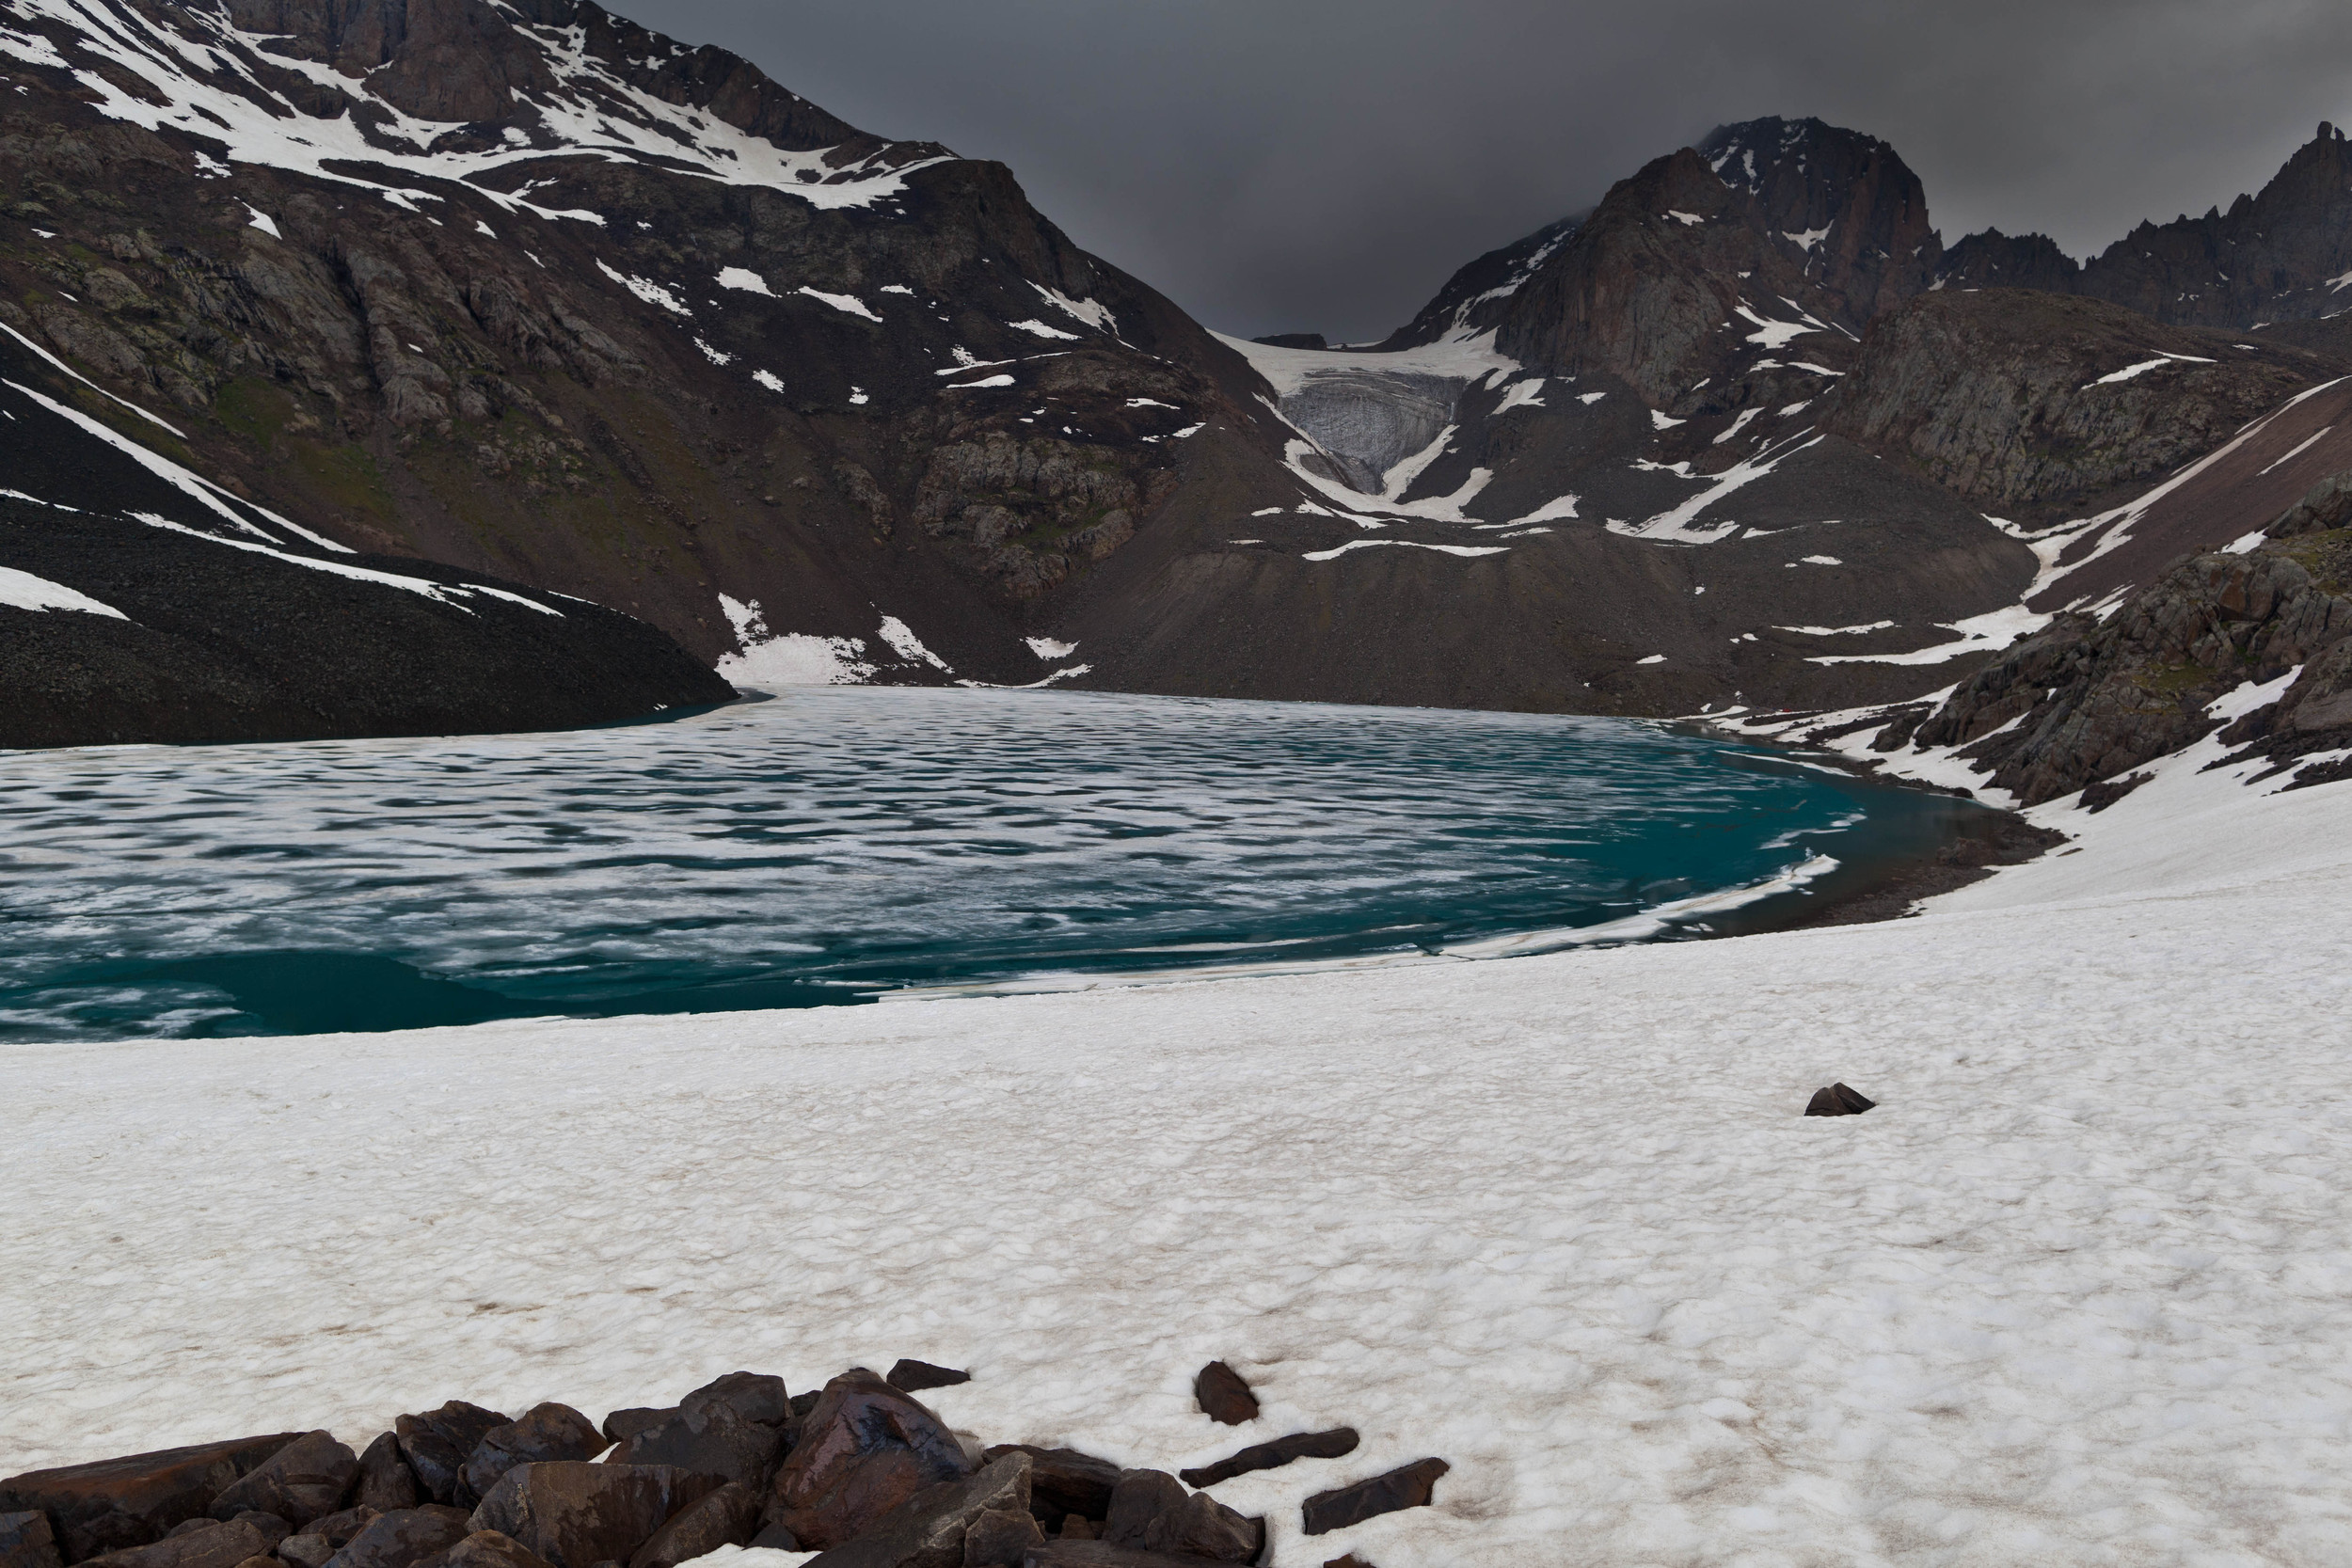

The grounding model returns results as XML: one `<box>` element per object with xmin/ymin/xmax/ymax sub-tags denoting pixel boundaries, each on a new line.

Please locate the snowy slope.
<box><xmin>4</xmin><ymin>723</ymin><xmax>2350</xmax><ymax>1565</ymax></box>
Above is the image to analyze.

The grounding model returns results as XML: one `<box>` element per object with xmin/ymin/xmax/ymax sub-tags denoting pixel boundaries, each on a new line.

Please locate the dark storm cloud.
<box><xmin>644</xmin><ymin>1</ymin><xmax>2352</xmax><ymax>341</ymax></box>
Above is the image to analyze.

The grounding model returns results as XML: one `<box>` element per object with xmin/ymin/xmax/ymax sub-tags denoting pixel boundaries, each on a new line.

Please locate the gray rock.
<box><xmin>466</xmin><ymin>1465</ymin><xmax>722</xmax><ymax>1568</ymax></box>
<box><xmin>0</xmin><ymin>1513</ymin><xmax>63</xmax><ymax>1568</ymax></box>
<box><xmin>458</xmin><ymin>1412</ymin><xmax>602</xmax><ymax>1508</ymax></box>
<box><xmin>208</xmin><ymin>1434</ymin><xmax>357</xmax><ymax>1528</ymax></box>
<box><xmin>0</xmin><ymin>1436</ymin><xmax>304</xmax><ymax>1563</ymax></box>
<box><xmin>318</xmin><ymin>1509</ymin><xmax>473</xmax><ymax>1568</ymax></box>
<box><xmin>796</xmin><ymin>1452</ymin><xmax>1027</xmax><ymax>1568</ymax></box>
<box><xmin>276</xmin><ymin>1537</ymin><xmax>332</xmax><ymax>1568</ymax></box>
<box><xmin>622</xmin><ymin>1483</ymin><xmax>758</xmax><ymax>1568</ymax></box>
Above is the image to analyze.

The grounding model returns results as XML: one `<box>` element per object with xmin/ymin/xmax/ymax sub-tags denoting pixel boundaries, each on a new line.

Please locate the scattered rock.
<box><xmin>595</xmin><ymin>1417</ymin><xmax>666</xmax><ymax>1451</ymax></box>
<box><xmin>319</xmin><ymin>1509</ymin><xmax>473</xmax><ymax>1568</ymax></box>
<box><xmin>611</xmin><ymin>1404</ymin><xmax>781</xmax><ymax>1492</ymax></box>
<box><xmin>1179</xmin><ymin>1430</ymin><xmax>1359</xmax><ymax>1489</ymax></box>
<box><xmin>0</xmin><ymin>1435</ymin><xmax>304</xmax><ymax>1562</ymax></box>
<box><xmin>207</xmin><ymin>1433</ymin><xmax>357</xmax><ymax>1528</ymax></box>
<box><xmin>1804</xmin><ymin>1083</ymin><xmax>1877</xmax><ymax>1117</ymax></box>
<box><xmin>677</xmin><ymin>1376</ymin><xmax>791</xmax><ymax>1432</ymax></box>
<box><xmin>277</xmin><ymin>1536</ymin><xmax>332</xmax><ymax>1568</ymax></box>
<box><xmin>354</xmin><ymin>1441</ymin><xmax>420</xmax><ymax>1516</ymax></box>
<box><xmin>1300</xmin><ymin>1460</ymin><xmax>1450</xmax><ymax>1537</ymax></box>
<box><xmin>467</xmin><ymin>1466</ymin><xmax>721</xmax><ymax>1568</ymax></box>
<box><xmin>959</xmin><ymin>1510</ymin><xmax>1041</xmax><ymax>1568</ymax></box>
<box><xmin>791</xmin><ymin>1452</ymin><xmax>1026</xmax><ymax>1568</ymax></box>
<box><xmin>218</xmin><ymin>1520</ymin><xmax>283</xmax><ymax>1552</ymax></box>
<box><xmin>81</xmin><ymin>1517</ymin><xmax>271</xmax><ymax>1568</ymax></box>
<box><xmin>883</xmin><ymin>1364</ymin><xmax>970</xmax><ymax>1397</ymax></box>
<box><xmin>394</xmin><ymin>1407</ymin><xmax>511</xmax><ymax>1509</ymax></box>
<box><xmin>306</xmin><ymin>1511</ymin><xmax>379</xmax><ymax>1549</ymax></box>
<box><xmin>460</xmin><ymin>1411</ymin><xmax>603</xmax><ymax>1506</ymax></box>
<box><xmin>1322</xmin><ymin>1558</ymin><xmax>1375</xmax><ymax>1568</ymax></box>
<box><xmin>1191</xmin><ymin>1366</ymin><xmax>1258</xmax><ymax>1428</ymax></box>
<box><xmin>2079</xmin><ymin>771</ymin><xmax>2153</xmax><ymax>813</ymax></box>
<box><xmin>409</xmin><ymin>1532</ymin><xmax>556</xmax><ymax>1568</ymax></box>
<box><xmin>622</xmin><ymin>1484</ymin><xmax>758</xmax><ymax>1568</ymax></box>
<box><xmin>975</xmin><ymin>1451</ymin><xmax>1117</xmax><ymax>1528</ymax></box>
<box><xmin>0</xmin><ymin>1513</ymin><xmax>60</xmax><ymax>1568</ymax></box>
<box><xmin>765</xmin><ymin>1370</ymin><xmax>974</xmax><ymax>1551</ymax></box>
<box><xmin>1100</xmin><ymin>1475</ymin><xmax>1257</xmax><ymax>1564</ymax></box>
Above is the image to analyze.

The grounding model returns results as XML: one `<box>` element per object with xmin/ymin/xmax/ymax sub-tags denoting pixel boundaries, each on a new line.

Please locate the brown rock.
<box><xmin>975</xmin><ymin>1452</ymin><xmax>1117</xmax><ymax>1528</ymax></box>
<box><xmin>2</xmin><ymin>1516</ymin><xmax>62</xmax><ymax>1568</ymax></box>
<box><xmin>319</xmin><ymin>1510</ymin><xmax>473</xmax><ymax>1568</ymax></box>
<box><xmin>354</xmin><ymin>1441</ymin><xmax>419</xmax><ymax>1517</ymax></box>
<box><xmin>1191</xmin><ymin>1366</ymin><xmax>1257</xmax><ymax>1427</ymax></box>
<box><xmin>81</xmin><ymin>1518</ymin><xmax>271</xmax><ymax>1568</ymax></box>
<box><xmin>791</xmin><ymin>1451</ymin><xmax>1026</xmax><ymax>1568</ymax></box>
<box><xmin>1180</xmin><ymin>1429</ymin><xmax>1359</xmax><ymax>1489</ymax></box>
<box><xmin>306</xmin><ymin>1511</ymin><xmax>378</xmax><ymax>1550</ymax></box>
<box><xmin>1053</xmin><ymin>1520</ymin><xmax>1092</xmax><ymax>1542</ymax></box>
<box><xmin>593</xmin><ymin>1418</ymin><xmax>665</xmax><ymax>1452</ymax></box>
<box><xmin>409</xmin><ymin>1532</ymin><xmax>557</xmax><ymax>1568</ymax></box>
<box><xmin>764</xmin><ymin>1371</ymin><xmax>973</xmax><ymax>1551</ymax></box>
<box><xmin>882</xmin><ymin>1364</ymin><xmax>969</xmax><ymax>1397</ymax></box>
<box><xmin>1804</xmin><ymin>1083</ymin><xmax>1876</xmax><ymax>1117</ymax></box>
<box><xmin>1323</xmin><ymin>1558</ymin><xmax>1375</xmax><ymax>1568</ymax></box>
<box><xmin>676</xmin><ymin>1376</ymin><xmax>790</xmax><ymax>1432</ymax></box>
<box><xmin>466</xmin><ymin>1465</ymin><xmax>721</xmax><ymax>1568</ymax></box>
<box><xmin>277</xmin><ymin>1537</ymin><xmax>332</xmax><ymax>1568</ymax></box>
<box><xmin>0</xmin><ymin>1436</ymin><xmax>304</xmax><ymax>1563</ymax></box>
<box><xmin>611</xmin><ymin>1406</ymin><xmax>781</xmax><ymax>1493</ymax></box>
<box><xmin>1020</xmin><ymin>1544</ymin><xmax>1239</xmax><ymax>1568</ymax></box>
<box><xmin>743</xmin><ymin>1525</ymin><xmax>798</xmax><ymax>1553</ymax></box>
<box><xmin>208</xmin><ymin>1434</ymin><xmax>358</xmax><ymax>1529</ymax></box>
<box><xmin>395</xmin><ymin>1408</ymin><xmax>510</xmax><ymax>1509</ymax></box>
<box><xmin>1100</xmin><ymin>1475</ymin><xmax>1257</xmax><ymax>1564</ymax></box>
<box><xmin>959</xmin><ymin>1509</ymin><xmax>1041</xmax><ymax>1568</ymax></box>
<box><xmin>621</xmin><ymin>1484</ymin><xmax>758</xmax><ymax>1568</ymax></box>
<box><xmin>1300</xmin><ymin>1460</ymin><xmax>1449</xmax><ymax>1536</ymax></box>
<box><xmin>459</xmin><ymin>1412</ymin><xmax>602</xmax><ymax>1508</ymax></box>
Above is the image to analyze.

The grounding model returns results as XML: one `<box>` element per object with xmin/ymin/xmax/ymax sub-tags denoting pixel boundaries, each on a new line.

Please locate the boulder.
<box><xmin>793</xmin><ymin>1451</ymin><xmax>1027</xmax><ymax>1568</ymax></box>
<box><xmin>621</xmin><ymin>1484</ymin><xmax>758</xmax><ymax>1568</ymax></box>
<box><xmin>743</xmin><ymin>1525</ymin><xmax>798</xmax><ymax>1553</ymax></box>
<box><xmin>1179</xmin><ymin>1430</ymin><xmax>1359</xmax><ymax>1489</ymax></box>
<box><xmin>408</xmin><ymin>1532</ymin><xmax>557</xmax><ymax>1568</ymax></box>
<box><xmin>216</xmin><ymin>1520</ymin><xmax>284</xmax><ymax>1551</ymax></box>
<box><xmin>1300</xmin><ymin>1460</ymin><xmax>1449</xmax><ymax>1536</ymax></box>
<box><xmin>1804</xmin><ymin>1083</ymin><xmax>1876</xmax><ymax>1117</ymax></box>
<box><xmin>459</xmin><ymin>1413</ymin><xmax>602</xmax><ymax>1507</ymax></box>
<box><xmin>1323</xmin><ymin>1558</ymin><xmax>1375</xmax><ymax>1568</ymax></box>
<box><xmin>394</xmin><ymin>1409</ymin><xmax>510</xmax><ymax>1509</ymax></box>
<box><xmin>610</xmin><ymin>1406</ymin><xmax>781</xmax><ymax>1492</ymax></box>
<box><xmin>0</xmin><ymin>1437</ymin><xmax>304</xmax><ymax>1563</ymax></box>
<box><xmin>1099</xmin><ymin>1476</ymin><xmax>1255</xmax><ymax>1564</ymax></box>
<box><xmin>1019</xmin><ymin>1545</ymin><xmax>1241</xmax><ymax>1568</ymax></box>
<box><xmin>1191</xmin><ymin>1367</ymin><xmax>1257</xmax><ymax>1428</ymax></box>
<box><xmin>79</xmin><ymin>1517</ymin><xmax>271</xmax><ymax>1568</ymax></box>
<box><xmin>764</xmin><ymin>1371</ymin><xmax>973</xmax><ymax>1551</ymax></box>
<box><xmin>593</xmin><ymin>1418</ymin><xmax>664</xmax><ymax>1452</ymax></box>
<box><xmin>354</xmin><ymin>1442</ymin><xmax>419</xmax><ymax>1516</ymax></box>
<box><xmin>676</xmin><ymin>1377</ymin><xmax>789</xmax><ymax>1432</ymax></box>
<box><xmin>882</xmin><ymin>1365</ymin><xmax>968</xmax><ymax>1397</ymax></box>
<box><xmin>467</xmin><ymin>1465</ymin><xmax>722</xmax><ymax>1568</ymax></box>
<box><xmin>208</xmin><ymin>1434</ymin><xmax>357</xmax><ymax>1528</ymax></box>
<box><xmin>319</xmin><ymin>1509</ymin><xmax>473</xmax><ymax>1568</ymax></box>
<box><xmin>307</xmin><ymin>1511</ymin><xmax>379</xmax><ymax>1549</ymax></box>
<box><xmin>975</xmin><ymin>1452</ymin><xmax>1117</xmax><ymax>1528</ymax></box>
<box><xmin>960</xmin><ymin>1510</ymin><xmax>1041</xmax><ymax>1568</ymax></box>
<box><xmin>1</xmin><ymin>1512</ymin><xmax>63</xmax><ymax>1568</ymax></box>
<box><xmin>277</xmin><ymin>1537</ymin><xmax>332</xmax><ymax>1568</ymax></box>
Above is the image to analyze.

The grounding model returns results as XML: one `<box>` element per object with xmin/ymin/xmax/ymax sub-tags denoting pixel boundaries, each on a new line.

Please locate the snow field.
<box><xmin>6</xmin><ymin>750</ymin><xmax>2352</xmax><ymax>1564</ymax></box>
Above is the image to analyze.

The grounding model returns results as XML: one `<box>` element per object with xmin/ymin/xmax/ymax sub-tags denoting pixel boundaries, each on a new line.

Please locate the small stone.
<box><xmin>460</xmin><ymin>1411</ymin><xmax>602</xmax><ymax>1507</ymax></box>
<box><xmin>1191</xmin><ymin>1365</ymin><xmax>1258</xmax><ymax>1427</ymax></box>
<box><xmin>354</xmin><ymin>1440</ymin><xmax>419</xmax><ymax>1516</ymax></box>
<box><xmin>319</xmin><ymin>1509</ymin><xmax>472</xmax><ymax>1568</ymax></box>
<box><xmin>1056</xmin><ymin>1519</ymin><xmax>1092</xmax><ymax>1542</ymax></box>
<box><xmin>467</xmin><ymin>1466</ymin><xmax>721</xmax><ymax>1568</ymax></box>
<box><xmin>959</xmin><ymin>1509</ymin><xmax>1040</xmax><ymax>1568</ymax></box>
<box><xmin>882</xmin><ymin>1363</ymin><xmax>969</xmax><ymax>1396</ymax></box>
<box><xmin>209</xmin><ymin>1433</ymin><xmax>358</xmax><ymax>1528</ymax></box>
<box><xmin>1301</xmin><ymin>1460</ymin><xmax>1450</xmax><ymax>1536</ymax></box>
<box><xmin>0</xmin><ymin>1513</ymin><xmax>61</xmax><ymax>1568</ymax></box>
<box><xmin>622</xmin><ymin>1484</ymin><xmax>759</xmax><ymax>1568</ymax></box>
<box><xmin>975</xmin><ymin>1449</ymin><xmax>1118</xmax><ymax>1529</ymax></box>
<box><xmin>394</xmin><ymin>1408</ymin><xmax>511</xmax><ymax>1509</ymax></box>
<box><xmin>1804</xmin><ymin>1083</ymin><xmax>1877</xmax><ymax>1117</ymax></box>
<box><xmin>1179</xmin><ymin>1429</ymin><xmax>1358</xmax><ymax>1489</ymax></box>
<box><xmin>762</xmin><ymin>1370</ymin><xmax>973</xmax><ymax>1551</ymax></box>
<box><xmin>1</xmin><ymin>1435</ymin><xmax>305</xmax><ymax>1562</ymax></box>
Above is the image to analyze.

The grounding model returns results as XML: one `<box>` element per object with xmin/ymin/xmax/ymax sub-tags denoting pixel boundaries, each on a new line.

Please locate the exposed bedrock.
<box><xmin>1274</xmin><ymin>370</ymin><xmax>1462</xmax><ymax>492</ymax></box>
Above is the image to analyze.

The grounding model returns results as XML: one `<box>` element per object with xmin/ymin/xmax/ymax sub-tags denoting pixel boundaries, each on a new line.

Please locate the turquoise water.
<box><xmin>0</xmin><ymin>688</ymin><xmax>1990</xmax><ymax>1042</ymax></box>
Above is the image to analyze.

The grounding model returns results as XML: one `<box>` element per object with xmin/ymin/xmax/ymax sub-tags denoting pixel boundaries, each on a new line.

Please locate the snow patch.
<box><xmin>0</xmin><ymin>564</ymin><xmax>127</xmax><ymax>620</ymax></box>
<box><xmin>798</xmin><ymin>288</ymin><xmax>881</xmax><ymax>323</ymax></box>
<box><xmin>715</xmin><ymin>267</ymin><xmax>774</xmax><ymax>296</ymax></box>
<box><xmin>1008</xmin><ymin>319</ymin><xmax>1080</xmax><ymax>341</ymax></box>
<box><xmin>239</xmin><ymin>203</ymin><xmax>278</xmax><ymax>238</ymax></box>
<box><xmin>1301</xmin><ymin>540</ymin><xmax>1509</xmax><ymax>562</ymax></box>
<box><xmin>596</xmin><ymin>261</ymin><xmax>690</xmax><ymax>316</ymax></box>
<box><xmin>1025</xmin><ymin>637</ymin><xmax>1078</xmax><ymax>661</ymax></box>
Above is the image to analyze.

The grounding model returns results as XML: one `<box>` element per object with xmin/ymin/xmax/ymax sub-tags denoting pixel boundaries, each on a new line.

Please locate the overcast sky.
<box><xmin>646</xmin><ymin>1</ymin><xmax>2352</xmax><ymax>342</ymax></box>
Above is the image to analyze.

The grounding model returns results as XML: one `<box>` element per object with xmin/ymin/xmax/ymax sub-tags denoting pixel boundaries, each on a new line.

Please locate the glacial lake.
<box><xmin>0</xmin><ymin>688</ymin><xmax>1994</xmax><ymax>1042</ymax></box>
